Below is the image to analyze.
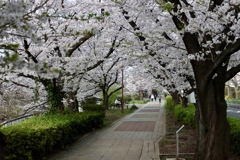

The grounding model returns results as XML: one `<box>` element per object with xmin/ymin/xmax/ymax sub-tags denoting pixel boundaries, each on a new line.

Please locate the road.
<box><xmin>227</xmin><ymin>106</ymin><xmax>240</xmax><ymax>119</ymax></box>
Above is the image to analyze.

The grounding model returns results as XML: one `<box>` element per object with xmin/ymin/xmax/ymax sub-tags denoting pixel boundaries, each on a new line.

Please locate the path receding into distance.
<box><xmin>48</xmin><ymin>101</ymin><xmax>165</xmax><ymax>160</ymax></box>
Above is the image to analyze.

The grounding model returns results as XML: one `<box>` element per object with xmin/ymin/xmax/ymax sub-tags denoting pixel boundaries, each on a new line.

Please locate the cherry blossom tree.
<box><xmin>114</xmin><ymin>0</ymin><xmax>195</xmax><ymax>106</ymax></box>
<box><xmin>83</xmin><ymin>63</ymin><xmax>121</xmax><ymax>109</ymax></box>
<box><xmin>145</xmin><ymin>49</ymin><xmax>195</xmax><ymax>107</ymax></box>
<box><xmin>2</xmin><ymin>0</ymin><xmax>240</xmax><ymax>158</ymax></box>
<box><xmin>156</xmin><ymin>1</ymin><xmax>240</xmax><ymax>159</ymax></box>
<box><xmin>1</xmin><ymin>0</ymin><xmax>133</xmax><ymax>113</ymax></box>
<box><xmin>82</xmin><ymin>51</ymin><xmax>124</xmax><ymax>109</ymax></box>
<box><xmin>0</xmin><ymin>0</ymin><xmax>51</xmax><ymax>65</ymax></box>
<box><xmin>113</xmin><ymin>0</ymin><xmax>240</xmax><ymax>159</ymax></box>
<box><xmin>124</xmin><ymin>67</ymin><xmax>142</xmax><ymax>101</ymax></box>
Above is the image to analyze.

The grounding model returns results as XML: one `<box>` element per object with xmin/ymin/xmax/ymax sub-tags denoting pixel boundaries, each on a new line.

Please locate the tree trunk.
<box><xmin>194</xmin><ymin>81</ymin><xmax>229</xmax><ymax>159</ymax></box>
<box><xmin>235</xmin><ymin>87</ymin><xmax>238</xmax><ymax>99</ymax></box>
<box><xmin>170</xmin><ymin>91</ymin><xmax>180</xmax><ymax>106</ymax></box>
<box><xmin>0</xmin><ymin>132</ymin><xmax>5</xmax><ymax>160</ymax></box>
<box><xmin>181</xmin><ymin>96</ymin><xmax>188</xmax><ymax>108</ymax></box>
<box><xmin>181</xmin><ymin>30</ymin><xmax>230</xmax><ymax>159</ymax></box>
<box><xmin>66</xmin><ymin>91</ymin><xmax>79</xmax><ymax>112</ymax></box>
<box><xmin>103</xmin><ymin>91</ymin><xmax>109</xmax><ymax>109</ymax></box>
<box><xmin>41</xmin><ymin>79</ymin><xmax>65</xmax><ymax>113</ymax></box>
<box><xmin>190</xmin><ymin>61</ymin><xmax>230</xmax><ymax>159</ymax></box>
<box><xmin>226</xmin><ymin>81</ymin><xmax>230</xmax><ymax>97</ymax></box>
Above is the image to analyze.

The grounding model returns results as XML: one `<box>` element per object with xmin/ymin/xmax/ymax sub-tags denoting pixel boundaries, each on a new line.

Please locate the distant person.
<box><xmin>151</xmin><ymin>94</ymin><xmax>154</xmax><ymax>102</ymax></box>
<box><xmin>114</xmin><ymin>99</ymin><xmax>121</xmax><ymax>108</ymax></box>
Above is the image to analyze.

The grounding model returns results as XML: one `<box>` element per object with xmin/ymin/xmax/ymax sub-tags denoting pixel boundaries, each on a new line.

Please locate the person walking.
<box><xmin>151</xmin><ymin>94</ymin><xmax>154</xmax><ymax>102</ymax></box>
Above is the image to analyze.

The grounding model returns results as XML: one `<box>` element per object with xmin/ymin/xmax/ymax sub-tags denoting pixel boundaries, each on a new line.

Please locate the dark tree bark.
<box><xmin>121</xmin><ymin>1</ymin><xmax>240</xmax><ymax>158</ymax></box>
<box><xmin>0</xmin><ymin>132</ymin><xmax>5</xmax><ymax>160</ymax></box>
<box><xmin>41</xmin><ymin>79</ymin><xmax>65</xmax><ymax>113</ymax></box>
<box><xmin>163</xmin><ymin>0</ymin><xmax>237</xmax><ymax>158</ymax></box>
<box><xmin>193</xmin><ymin>65</ymin><xmax>229</xmax><ymax>160</ymax></box>
<box><xmin>181</xmin><ymin>96</ymin><xmax>188</xmax><ymax>108</ymax></box>
<box><xmin>102</xmin><ymin>90</ymin><xmax>109</xmax><ymax>109</ymax></box>
<box><xmin>183</xmin><ymin>32</ymin><xmax>230</xmax><ymax>160</ymax></box>
<box><xmin>170</xmin><ymin>91</ymin><xmax>180</xmax><ymax>106</ymax></box>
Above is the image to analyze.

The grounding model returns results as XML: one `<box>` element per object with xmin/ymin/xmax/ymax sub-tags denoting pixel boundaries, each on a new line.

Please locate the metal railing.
<box><xmin>0</xmin><ymin>114</ymin><xmax>35</xmax><ymax>128</ymax></box>
<box><xmin>0</xmin><ymin>102</ymin><xmax>48</xmax><ymax>128</ymax></box>
<box><xmin>176</xmin><ymin>125</ymin><xmax>185</xmax><ymax>159</ymax></box>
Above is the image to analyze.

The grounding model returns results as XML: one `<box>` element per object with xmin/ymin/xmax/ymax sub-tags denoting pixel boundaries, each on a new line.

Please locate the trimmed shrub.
<box><xmin>228</xmin><ymin>118</ymin><xmax>240</xmax><ymax>156</ymax></box>
<box><xmin>81</xmin><ymin>96</ymin><xmax>100</xmax><ymax>104</ymax></box>
<box><xmin>182</xmin><ymin>105</ymin><xmax>195</xmax><ymax>128</ymax></box>
<box><xmin>167</xmin><ymin>96</ymin><xmax>240</xmax><ymax>156</ymax></box>
<box><xmin>164</xmin><ymin>96</ymin><xmax>174</xmax><ymax>112</ymax></box>
<box><xmin>174</xmin><ymin>104</ymin><xmax>196</xmax><ymax>127</ymax></box>
<box><xmin>174</xmin><ymin>104</ymin><xmax>186</xmax><ymax>121</ymax></box>
<box><xmin>230</xmin><ymin>129</ymin><xmax>240</xmax><ymax>156</ymax></box>
<box><xmin>0</xmin><ymin>112</ymin><xmax>104</xmax><ymax>160</ymax></box>
<box><xmin>81</xmin><ymin>104</ymin><xmax>105</xmax><ymax>113</ymax></box>
<box><xmin>174</xmin><ymin>103</ymin><xmax>195</xmax><ymax>128</ymax></box>
<box><xmin>130</xmin><ymin>104</ymin><xmax>138</xmax><ymax>111</ymax></box>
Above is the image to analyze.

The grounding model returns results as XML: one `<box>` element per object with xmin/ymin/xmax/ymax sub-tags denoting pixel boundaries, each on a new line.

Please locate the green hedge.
<box><xmin>228</xmin><ymin>118</ymin><xmax>240</xmax><ymax>156</ymax></box>
<box><xmin>164</xmin><ymin>96</ymin><xmax>174</xmax><ymax>112</ymax></box>
<box><xmin>174</xmin><ymin>103</ymin><xmax>195</xmax><ymax>128</ymax></box>
<box><xmin>81</xmin><ymin>104</ymin><xmax>106</xmax><ymax>113</ymax></box>
<box><xmin>166</xmin><ymin>96</ymin><xmax>240</xmax><ymax>156</ymax></box>
<box><xmin>0</xmin><ymin>112</ymin><xmax>105</xmax><ymax>160</ymax></box>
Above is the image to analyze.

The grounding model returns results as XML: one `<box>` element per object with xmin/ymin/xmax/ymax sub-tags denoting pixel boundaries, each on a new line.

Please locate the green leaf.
<box><xmin>7</xmin><ymin>53</ymin><xmax>18</xmax><ymax>62</ymax></box>
<box><xmin>43</xmin><ymin>62</ymin><xmax>48</xmax><ymax>69</ymax></box>
<box><xmin>83</xmin><ymin>29</ymin><xmax>95</xmax><ymax>36</ymax></box>
<box><xmin>159</xmin><ymin>2</ymin><xmax>174</xmax><ymax>12</ymax></box>
<box><xmin>41</xmin><ymin>12</ymin><xmax>49</xmax><ymax>17</ymax></box>
<box><xmin>53</xmin><ymin>69</ymin><xmax>60</xmax><ymax>73</ymax></box>
<box><xmin>105</xmin><ymin>11</ymin><xmax>110</xmax><ymax>16</ymax></box>
<box><xmin>96</xmin><ymin>16</ymin><xmax>103</xmax><ymax>21</ymax></box>
<box><xmin>0</xmin><ymin>44</ymin><xmax>19</xmax><ymax>52</ymax></box>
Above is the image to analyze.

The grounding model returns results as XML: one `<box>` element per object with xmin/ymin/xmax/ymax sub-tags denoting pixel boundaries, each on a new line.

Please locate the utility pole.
<box><xmin>140</xmin><ymin>77</ymin><xmax>143</xmax><ymax>103</ymax></box>
<box><xmin>121</xmin><ymin>65</ymin><xmax>124</xmax><ymax>113</ymax></box>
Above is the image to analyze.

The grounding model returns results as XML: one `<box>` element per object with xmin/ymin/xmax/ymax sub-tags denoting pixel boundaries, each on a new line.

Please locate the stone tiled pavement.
<box><xmin>48</xmin><ymin>101</ymin><xmax>166</xmax><ymax>160</ymax></box>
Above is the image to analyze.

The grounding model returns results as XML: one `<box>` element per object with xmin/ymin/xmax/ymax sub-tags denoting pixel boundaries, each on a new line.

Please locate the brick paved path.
<box><xmin>48</xmin><ymin>101</ymin><xmax>165</xmax><ymax>160</ymax></box>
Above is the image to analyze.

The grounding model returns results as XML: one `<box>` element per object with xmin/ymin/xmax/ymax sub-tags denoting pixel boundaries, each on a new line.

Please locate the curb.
<box><xmin>153</xmin><ymin>105</ymin><xmax>166</xmax><ymax>160</ymax></box>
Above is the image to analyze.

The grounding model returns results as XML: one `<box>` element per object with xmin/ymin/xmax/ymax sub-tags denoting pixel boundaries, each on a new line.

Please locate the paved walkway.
<box><xmin>48</xmin><ymin>101</ymin><xmax>165</xmax><ymax>160</ymax></box>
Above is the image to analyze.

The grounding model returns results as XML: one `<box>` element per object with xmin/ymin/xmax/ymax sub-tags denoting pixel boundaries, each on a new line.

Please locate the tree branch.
<box><xmin>226</xmin><ymin>64</ymin><xmax>240</xmax><ymax>82</ymax></box>
<box><xmin>23</xmin><ymin>39</ymin><xmax>38</xmax><ymax>63</ymax></box>
<box><xmin>17</xmin><ymin>72</ymin><xmax>38</xmax><ymax>81</ymax></box>
<box><xmin>106</xmin><ymin>58</ymin><xmax>120</xmax><ymax>73</ymax></box>
<box><xmin>10</xmin><ymin>80</ymin><xmax>35</xmax><ymax>90</ymax></box>
<box><xmin>206</xmin><ymin>38</ymin><xmax>240</xmax><ymax>81</ymax></box>
<box><xmin>66</xmin><ymin>33</ymin><xmax>94</xmax><ymax>57</ymax></box>
<box><xmin>85</xmin><ymin>36</ymin><xmax>119</xmax><ymax>72</ymax></box>
<box><xmin>108</xmin><ymin>86</ymin><xmax>122</xmax><ymax>98</ymax></box>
